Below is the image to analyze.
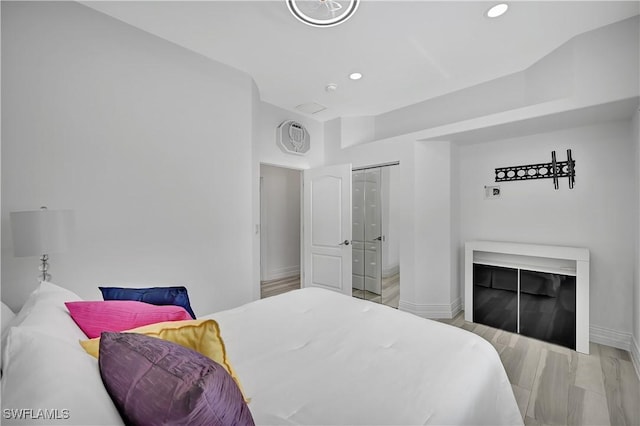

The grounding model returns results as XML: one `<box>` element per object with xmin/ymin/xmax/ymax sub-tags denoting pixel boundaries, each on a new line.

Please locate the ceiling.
<box><xmin>83</xmin><ymin>1</ymin><xmax>639</xmax><ymax>122</ymax></box>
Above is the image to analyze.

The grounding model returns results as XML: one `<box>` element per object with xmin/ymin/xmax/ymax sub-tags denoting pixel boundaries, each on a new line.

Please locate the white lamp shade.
<box><xmin>10</xmin><ymin>209</ymin><xmax>75</xmax><ymax>257</ymax></box>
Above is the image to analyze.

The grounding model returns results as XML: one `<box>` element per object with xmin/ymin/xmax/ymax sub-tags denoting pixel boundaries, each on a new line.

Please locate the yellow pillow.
<box><xmin>79</xmin><ymin>319</ymin><xmax>246</xmax><ymax>398</ymax></box>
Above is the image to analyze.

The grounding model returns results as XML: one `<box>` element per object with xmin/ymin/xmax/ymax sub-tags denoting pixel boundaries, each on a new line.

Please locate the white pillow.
<box><xmin>1</xmin><ymin>282</ymin><xmax>85</xmax><ymax>374</ymax></box>
<box><xmin>1</xmin><ymin>302</ymin><xmax>16</xmax><ymax>373</ymax></box>
<box><xmin>1</xmin><ymin>302</ymin><xmax>15</xmax><ymax>336</ymax></box>
<box><xmin>1</xmin><ymin>327</ymin><xmax>123</xmax><ymax>425</ymax></box>
<box><xmin>6</xmin><ymin>281</ymin><xmax>84</xmax><ymax>341</ymax></box>
<box><xmin>10</xmin><ymin>281</ymin><xmax>82</xmax><ymax>328</ymax></box>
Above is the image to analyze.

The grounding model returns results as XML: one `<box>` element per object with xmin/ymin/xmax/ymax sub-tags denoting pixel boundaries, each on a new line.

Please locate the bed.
<box><xmin>1</xmin><ymin>282</ymin><xmax>523</xmax><ymax>425</ymax></box>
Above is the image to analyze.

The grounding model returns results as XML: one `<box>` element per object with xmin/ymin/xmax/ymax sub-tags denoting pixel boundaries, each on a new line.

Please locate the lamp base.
<box><xmin>39</xmin><ymin>254</ymin><xmax>51</xmax><ymax>282</ymax></box>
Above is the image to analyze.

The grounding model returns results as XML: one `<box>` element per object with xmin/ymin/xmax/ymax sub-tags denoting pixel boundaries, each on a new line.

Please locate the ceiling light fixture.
<box><xmin>287</xmin><ymin>0</ymin><xmax>360</xmax><ymax>28</ymax></box>
<box><xmin>325</xmin><ymin>83</ymin><xmax>338</xmax><ymax>92</ymax></box>
<box><xmin>349</xmin><ymin>72</ymin><xmax>362</xmax><ymax>80</ymax></box>
<box><xmin>486</xmin><ymin>3</ymin><xmax>509</xmax><ymax>18</ymax></box>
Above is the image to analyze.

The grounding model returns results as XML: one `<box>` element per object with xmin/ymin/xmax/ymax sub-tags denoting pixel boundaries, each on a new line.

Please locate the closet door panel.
<box><xmin>363</xmin><ymin>169</ymin><xmax>381</xmax><ymax>296</ymax></box>
<box><xmin>352</xmin><ymin>242</ymin><xmax>365</xmax><ymax>291</ymax></box>
<box><xmin>352</xmin><ymin>172</ymin><xmax>366</xmax><ymax>295</ymax></box>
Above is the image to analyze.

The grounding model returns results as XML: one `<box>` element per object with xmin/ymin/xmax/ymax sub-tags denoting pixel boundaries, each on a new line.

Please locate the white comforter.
<box><xmin>3</xmin><ymin>283</ymin><xmax>522</xmax><ymax>425</ymax></box>
<box><xmin>206</xmin><ymin>288</ymin><xmax>523</xmax><ymax>426</ymax></box>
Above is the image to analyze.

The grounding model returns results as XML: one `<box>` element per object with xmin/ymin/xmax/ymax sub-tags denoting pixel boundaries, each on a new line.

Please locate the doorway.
<box><xmin>352</xmin><ymin>163</ymin><xmax>400</xmax><ymax>308</ymax></box>
<box><xmin>259</xmin><ymin>164</ymin><xmax>302</xmax><ymax>298</ymax></box>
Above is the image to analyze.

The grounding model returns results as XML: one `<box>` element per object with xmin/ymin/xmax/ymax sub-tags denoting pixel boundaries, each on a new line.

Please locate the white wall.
<box><xmin>1</xmin><ymin>2</ymin><xmax>255</xmax><ymax>315</ymax></box>
<box><xmin>412</xmin><ymin>141</ymin><xmax>458</xmax><ymax>316</ymax></box>
<box><xmin>260</xmin><ymin>164</ymin><xmax>301</xmax><ymax>281</ymax></box>
<box><xmin>633</xmin><ymin>108</ymin><xmax>640</xmax><ymax>369</ymax></box>
<box><xmin>0</xmin><ymin>0</ymin><xmax>3</xmax><ymax>305</ymax></box>
<box><xmin>381</xmin><ymin>165</ymin><xmax>400</xmax><ymax>275</ymax></box>
<box><xmin>458</xmin><ymin>120</ymin><xmax>636</xmax><ymax>337</ymax></box>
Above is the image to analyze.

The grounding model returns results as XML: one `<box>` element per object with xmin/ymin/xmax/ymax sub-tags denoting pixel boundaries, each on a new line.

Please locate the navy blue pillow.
<box><xmin>99</xmin><ymin>286</ymin><xmax>196</xmax><ymax>319</ymax></box>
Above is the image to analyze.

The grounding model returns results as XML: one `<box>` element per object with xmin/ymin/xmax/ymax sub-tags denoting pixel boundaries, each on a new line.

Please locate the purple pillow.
<box><xmin>99</xmin><ymin>332</ymin><xmax>254</xmax><ymax>426</ymax></box>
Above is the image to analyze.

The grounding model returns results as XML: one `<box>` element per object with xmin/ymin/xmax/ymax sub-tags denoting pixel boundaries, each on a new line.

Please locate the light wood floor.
<box><xmin>262</xmin><ymin>274</ymin><xmax>399</xmax><ymax>309</ymax></box>
<box><xmin>439</xmin><ymin>312</ymin><xmax>640</xmax><ymax>426</ymax></box>
<box><xmin>260</xmin><ymin>275</ymin><xmax>301</xmax><ymax>299</ymax></box>
<box><xmin>260</xmin><ymin>277</ymin><xmax>639</xmax><ymax>425</ymax></box>
<box><xmin>352</xmin><ymin>273</ymin><xmax>400</xmax><ymax>309</ymax></box>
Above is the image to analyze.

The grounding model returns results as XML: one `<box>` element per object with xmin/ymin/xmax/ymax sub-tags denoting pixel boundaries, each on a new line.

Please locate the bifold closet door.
<box><xmin>352</xmin><ymin>171</ymin><xmax>365</xmax><ymax>292</ymax></box>
<box><xmin>363</xmin><ymin>168</ymin><xmax>382</xmax><ymax>299</ymax></box>
<box><xmin>351</xmin><ymin>168</ymin><xmax>382</xmax><ymax>302</ymax></box>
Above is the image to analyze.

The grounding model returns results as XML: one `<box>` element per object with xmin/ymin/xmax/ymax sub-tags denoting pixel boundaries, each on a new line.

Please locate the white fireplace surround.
<box><xmin>465</xmin><ymin>241</ymin><xmax>590</xmax><ymax>354</ymax></box>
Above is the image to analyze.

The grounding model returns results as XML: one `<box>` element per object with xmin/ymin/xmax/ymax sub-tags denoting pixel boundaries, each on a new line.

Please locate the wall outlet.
<box><xmin>484</xmin><ymin>185</ymin><xmax>501</xmax><ymax>199</ymax></box>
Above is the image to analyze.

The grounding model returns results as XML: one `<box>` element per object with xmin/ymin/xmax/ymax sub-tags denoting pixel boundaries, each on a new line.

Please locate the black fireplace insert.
<box><xmin>472</xmin><ymin>263</ymin><xmax>576</xmax><ymax>349</ymax></box>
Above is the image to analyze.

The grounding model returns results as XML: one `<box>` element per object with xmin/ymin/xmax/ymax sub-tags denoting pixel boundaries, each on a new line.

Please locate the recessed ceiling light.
<box><xmin>349</xmin><ymin>72</ymin><xmax>363</xmax><ymax>80</ymax></box>
<box><xmin>486</xmin><ymin>3</ymin><xmax>508</xmax><ymax>18</ymax></box>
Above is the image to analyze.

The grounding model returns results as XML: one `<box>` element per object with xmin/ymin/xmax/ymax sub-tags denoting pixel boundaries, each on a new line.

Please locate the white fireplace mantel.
<box><xmin>465</xmin><ymin>240</ymin><xmax>590</xmax><ymax>354</ymax></box>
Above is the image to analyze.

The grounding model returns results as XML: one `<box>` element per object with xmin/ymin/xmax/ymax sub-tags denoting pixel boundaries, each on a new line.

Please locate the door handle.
<box><xmin>339</xmin><ymin>240</ymin><xmax>351</xmax><ymax>246</ymax></box>
<box><xmin>373</xmin><ymin>236</ymin><xmax>384</xmax><ymax>241</ymax></box>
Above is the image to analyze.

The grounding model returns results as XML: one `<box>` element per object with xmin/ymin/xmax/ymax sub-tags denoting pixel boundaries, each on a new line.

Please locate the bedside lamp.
<box><xmin>10</xmin><ymin>207</ymin><xmax>75</xmax><ymax>282</ymax></box>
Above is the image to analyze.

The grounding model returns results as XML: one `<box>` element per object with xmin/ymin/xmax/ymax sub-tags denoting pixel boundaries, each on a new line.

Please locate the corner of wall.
<box><xmin>633</xmin><ymin>107</ymin><xmax>640</xmax><ymax>379</ymax></box>
<box><xmin>398</xmin><ymin>297</ymin><xmax>461</xmax><ymax>319</ymax></box>
<box><xmin>451</xmin><ymin>142</ymin><xmax>462</xmax><ymax>306</ymax></box>
<box><xmin>340</xmin><ymin>116</ymin><xmax>376</xmax><ymax>148</ymax></box>
<box><xmin>323</xmin><ymin>118</ymin><xmax>342</xmax><ymax>164</ymax></box>
<box><xmin>632</xmin><ymin>335</ymin><xmax>640</xmax><ymax>380</ymax></box>
<box><xmin>251</xmin><ymin>80</ymin><xmax>263</xmax><ymax>302</ymax></box>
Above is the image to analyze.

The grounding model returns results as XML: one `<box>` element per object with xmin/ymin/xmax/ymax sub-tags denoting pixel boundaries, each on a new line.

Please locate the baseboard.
<box><xmin>631</xmin><ymin>336</ymin><xmax>640</xmax><ymax>380</ymax></box>
<box><xmin>589</xmin><ymin>324</ymin><xmax>632</xmax><ymax>352</ymax></box>
<box><xmin>399</xmin><ymin>298</ymin><xmax>461</xmax><ymax>319</ymax></box>
<box><xmin>451</xmin><ymin>298</ymin><xmax>462</xmax><ymax>317</ymax></box>
<box><xmin>589</xmin><ymin>325</ymin><xmax>640</xmax><ymax>380</ymax></box>
<box><xmin>382</xmin><ymin>264</ymin><xmax>400</xmax><ymax>278</ymax></box>
<box><xmin>263</xmin><ymin>265</ymin><xmax>300</xmax><ymax>281</ymax></box>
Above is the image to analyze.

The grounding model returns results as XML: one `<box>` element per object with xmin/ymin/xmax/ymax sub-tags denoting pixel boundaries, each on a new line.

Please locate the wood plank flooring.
<box><xmin>352</xmin><ymin>273</ymin><xmax>400</xmax><ymax>308</ymax></box>
<box><xmin>260</xmin><ymin>275</ymin><xmax>300</xmax><ymax>299</ymax></box>
<box><xmin>439</xmin><ymin>313</ymin><xmax>640</xmax><ymax>426</ymax></box>
<box><xmin>262</xmin><ymin>274</ymin><xmax>399</xmax><ymax>309</ymax></box>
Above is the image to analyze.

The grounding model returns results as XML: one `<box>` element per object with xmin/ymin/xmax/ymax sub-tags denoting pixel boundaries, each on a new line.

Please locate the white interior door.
<box><xmin>303</xmin><ymin>164</ymin><xmax>352</xmax><ymax>295</ymax></box>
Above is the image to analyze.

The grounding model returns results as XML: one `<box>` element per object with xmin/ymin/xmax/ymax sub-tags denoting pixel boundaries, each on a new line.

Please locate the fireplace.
<box><xmin>465</xmin><ymin>241</ymin><xmax>589</xmax><ymax>354</ymax></box>
<box><xmin>473</xmin><ymin>264</ymin><xmax>576</xmax><ymax>349</ymax></box>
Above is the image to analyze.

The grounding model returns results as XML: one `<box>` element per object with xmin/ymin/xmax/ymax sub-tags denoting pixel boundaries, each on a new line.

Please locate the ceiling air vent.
<box><xmin>277</xmin><ymin>120</ymin><xmax>310</xmax><ymax>155</ymax></box>
<box><xmin>295</xmin><ymin>102</ymin><xmax>326</xmax><ymax>114</ymax></box>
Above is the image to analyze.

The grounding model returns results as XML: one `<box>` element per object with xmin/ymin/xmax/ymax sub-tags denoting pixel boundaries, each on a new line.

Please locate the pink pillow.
<box><xmin>65</xmin><ymin>301</ymin><xmax>192</xmax><ymax>338</ymax></box>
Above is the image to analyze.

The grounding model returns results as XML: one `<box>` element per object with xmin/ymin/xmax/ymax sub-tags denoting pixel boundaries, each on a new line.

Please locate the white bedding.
<box><xmin>206</xmin><ymin>288</ymin><xmax>523</xmax><ymax>425</ymax></box>
<box><xmin>2</xmin><ymin>283</ymin><xmax>522</xmax><ymax>425</ymax></box>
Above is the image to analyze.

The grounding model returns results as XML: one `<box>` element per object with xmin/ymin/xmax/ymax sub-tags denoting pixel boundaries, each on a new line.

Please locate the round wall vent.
<box><xmin>277</xmin><ymin>120</ymin><xmax>310</xmax><ymax>155</ymax></box>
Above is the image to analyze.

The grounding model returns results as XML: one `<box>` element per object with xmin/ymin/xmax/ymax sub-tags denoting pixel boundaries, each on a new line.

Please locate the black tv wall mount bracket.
<box><xmin>495</xmin><ymin>149</ymin><xmax>575</xmax><ymax>190</ymax></box>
